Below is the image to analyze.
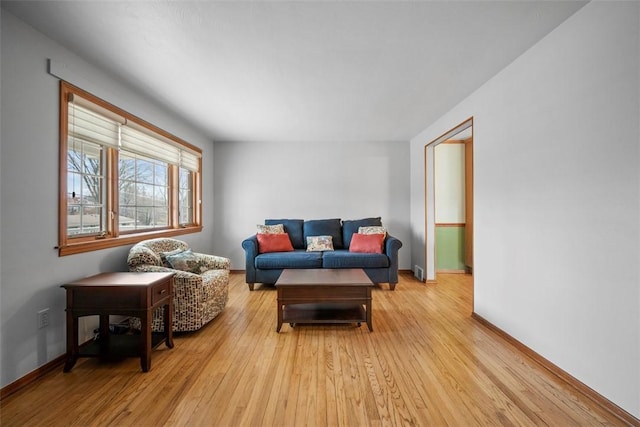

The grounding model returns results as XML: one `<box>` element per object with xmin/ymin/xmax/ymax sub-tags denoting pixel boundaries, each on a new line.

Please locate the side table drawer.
<box><xmin>72</xmin><ymin>288</ymin><xmax>140</xmax><ymax>309</ymax></box>
<box><xmin>152</xmin><ymin>280</ymin><xmax>170</xmax><ymax>305</ymax></box>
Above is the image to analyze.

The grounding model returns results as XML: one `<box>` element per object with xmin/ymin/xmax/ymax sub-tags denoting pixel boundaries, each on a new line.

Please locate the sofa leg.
<box><xmin>389</xmin><ymin>283</ymin><xmax>396</xmax><ymax>291</ymax></box>
<box><xmin>247</xmin><ymin>283</ymin><xmax>255</xmax><ymax>291</ymax></box>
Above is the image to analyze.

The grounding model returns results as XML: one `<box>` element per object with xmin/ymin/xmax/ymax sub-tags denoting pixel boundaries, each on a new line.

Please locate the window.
<box><xmin>59</xmin><ymin>81</ymin><xmax>202</xmax><ymax>256</ymax></box>
<box><xmin>118</xmin><ymin>152</ymin><xmax>169</xmax><ymax>232</ymax></box>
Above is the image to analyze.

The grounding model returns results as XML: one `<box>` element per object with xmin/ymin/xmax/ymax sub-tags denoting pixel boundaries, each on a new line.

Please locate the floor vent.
<box><xmin>414</xmin><ymin>266</ymin><xmax>424</xmax><ymax>281</ymax></box>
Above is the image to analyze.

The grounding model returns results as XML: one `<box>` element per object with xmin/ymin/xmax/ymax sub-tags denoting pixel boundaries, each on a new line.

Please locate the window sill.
<box><xmin>58</xmin><ymin>226</ymin><xmax>203</xmax><ymax>256</ymax></box>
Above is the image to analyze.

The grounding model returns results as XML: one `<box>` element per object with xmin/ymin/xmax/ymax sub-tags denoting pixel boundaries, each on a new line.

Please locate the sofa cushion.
<box><xmin>322</xmin><ymin>250</ymin><xmax>389</xmax><ymax>269</ymax></box>
<box><xmin>303</xmin><ymin>218</ymin><xmax>343</xmax><ymax>249</ymax></box>
<box><xmin>266</xmin><ymin>219</ymin><xmax>304</xmax><ymax>249</ymax></box>
<box><xmin>256</xmin><ymin>233</ymin><xmax>294</xmax><ymax>253</ymax></box>
<box><xmin>342</xmin><ymin>217</ymin><xmax>382</xmax><ymax>248</ymax></box>
<box><xmin>255</xmin><ymin>250</ymin><xmax>323</xmax><ymax>269</ymax></box>
<box><xmin>349</xmin><ymin>233</ymin><xmax>385</xmax><ymax>254</ymax></box>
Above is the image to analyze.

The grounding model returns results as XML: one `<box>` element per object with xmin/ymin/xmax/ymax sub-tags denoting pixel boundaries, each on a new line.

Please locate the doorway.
<box><xmin>424</xmin><ymin>118</ymin><xmax>473</xmax><ymax>283</ymax></box>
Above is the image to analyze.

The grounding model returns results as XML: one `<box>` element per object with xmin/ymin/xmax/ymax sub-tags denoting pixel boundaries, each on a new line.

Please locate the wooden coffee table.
<box><xmin>275</xmin><ymin>268</ymin><xmax>373</xmax><ymax>332</ymax></box>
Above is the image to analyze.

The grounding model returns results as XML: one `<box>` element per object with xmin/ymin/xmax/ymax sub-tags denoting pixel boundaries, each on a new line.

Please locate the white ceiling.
<box><xmin>2</xmin><ymin>1</ymin><xmax>586</xmax><ymax>143</ymax></box>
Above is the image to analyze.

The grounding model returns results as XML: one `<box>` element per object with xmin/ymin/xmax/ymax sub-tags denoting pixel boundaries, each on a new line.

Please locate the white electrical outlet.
<box><xmin>37</xmin><ymin>308</ymin><xmax>50</xmax><ymax>329</ymax></box>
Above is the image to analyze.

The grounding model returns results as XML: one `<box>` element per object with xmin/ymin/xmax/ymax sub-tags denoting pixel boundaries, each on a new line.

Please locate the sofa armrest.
<box><xmin>241</xmin><ymin>235</ymin><xmax>259</xmax><ymax>283</ymax></box>
<box><xmin>193</xmin><ymin>252</ymin><xmax>231</xmax><ymax>271</ymax></box>
<box><xmin>384</xmin><ymin>235</ymin><xmax>403</xmax><ymax>284</ymax></box>
<box><xmin>385</xmin><ymin>235</ymin><xmax>403</xmax><ymax>255</ymax></box>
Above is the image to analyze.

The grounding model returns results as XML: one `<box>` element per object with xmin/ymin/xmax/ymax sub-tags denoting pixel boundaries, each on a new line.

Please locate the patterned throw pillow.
<box><xmin>158</xmin><ymin>248</ymin><xmax>185</xmax><ymax>267</ymax></box>
<box><xmin>306</xmin><ymin>236</ymin><xmax>334</xmax><ymax>252</ymax></box>
<box><xmin>358</xmin><ymin>226</ymin><xmax>387</xmax><ymax>237</ymax></box>
<box><xmin>257</xmin><ymin>224</ymin><xmax>285</xmax><ymax>234</ymax></box>
<box><xmin>166</xmin><ymin>249</ymin><xmax>209</xmax><ymax>274</ymax></box>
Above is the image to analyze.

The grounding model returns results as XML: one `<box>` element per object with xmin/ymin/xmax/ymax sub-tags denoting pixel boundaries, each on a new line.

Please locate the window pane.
<box><xmin>68</xmin><ymin>172</ymin><xmax>82</xmax><ymax>202</ymax></box>
<box><xmin>136</xmin><ymin>158</ymin><xmax>154</xmax><ymax>184</ymax></box>
<box><xmin>118</xmin><ymin>150</ymin><xmax>169</xmax><ymax>232</ymax></box>
<box><xmin>66</xmin><ymin>138</ymin><xmax>105</xmax><ymax>237</ymax></box>
<box><xmin>154</xmin><ymin>164</ymin><xmax>167</xmax><ymax>185</ymax></box>
<box><xmin>153</xmin><ymin>207</ymin><xmax>168</xmax><ymax>227</ymax></box>
<box><xmin>119</xmin><ymin>156</ymin><xmax>136</xmax><ymax>182</ymax></box>
<box><xmin>67</xmin><ymin>145</ymin><xmax>82</xmax><ymax>173</ymax></box>
<box><xmin>67</xmin><ymin>206</ymin><xmax>102</xmax><ymax>235</ymax></box>
<box><xmin>179</xmin><ymin>168</ymin><xmax>193</xmax><ymax>224</ymax></box>
<box><xmin>119</xmin><ymin>183</ymin><xmax>135</xmax><ymax>207</ymax></box>
<box><xmin>180</xmin><ymin>206</ymin><xmax>192</xmax><ymax>225</ymax></box>
<box><xmin>82</xmin><ymin>176</ymin><xmax>102</xmax><ymax>205</ymax></box>
<box><xmin>135</xmin><ymin>207</ymin><xmax>151</xmax><ymax>227</ymax></box>
<box><xmin>154</xmin><ymin>186</ymin><xmax>167</xmax><ymax>204</ymax></box>
<box><xmin>119</xmin><ymin>207</ymin><xmax>136</xmax><ymax>231</ymax></box>
<box><xmin>68</xmin><ymin>139</ymin><xmax>101</xmax><ymax>173</ymax></box>
<box><xmin>136</xmin><ymin>183</ymin><xmax>153</xmax><ymax>206</ymax></box>
<box><xmin>179</xmin><ymin>168</ymin><xmax>189</xmax><ymax>188</ymax></box>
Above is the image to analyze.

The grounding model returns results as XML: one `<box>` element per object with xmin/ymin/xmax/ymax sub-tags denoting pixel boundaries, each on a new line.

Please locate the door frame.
<box><xmin>424</xmin><ymin>117</ymin><xmax>473</xmax><ymax>284</ymax></box>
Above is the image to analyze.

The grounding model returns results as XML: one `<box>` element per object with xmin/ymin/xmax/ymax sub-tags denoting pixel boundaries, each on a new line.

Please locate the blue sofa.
<box><xmin>242</xmin><ymin>217</ymin><xmax>402</xmax><ymax>291</ymax></box>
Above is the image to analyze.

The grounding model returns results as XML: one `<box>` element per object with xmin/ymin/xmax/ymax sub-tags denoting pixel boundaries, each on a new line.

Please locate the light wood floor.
<box><xmin>0</xmin><ymin>272</ymin><xmax>627</xmax><ymax>426</ymax></box>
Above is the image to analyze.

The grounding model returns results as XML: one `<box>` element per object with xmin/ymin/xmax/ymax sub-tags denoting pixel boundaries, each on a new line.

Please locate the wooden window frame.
<box><xmin>58</xmin><ymin>81</ymin><xmax>202</xmax><ymax>256</ymax></box>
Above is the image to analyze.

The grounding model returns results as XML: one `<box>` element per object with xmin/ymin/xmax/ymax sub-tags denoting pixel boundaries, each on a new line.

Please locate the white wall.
<box><xmin>213</xmin><ymin>140</ymin><xmax>410</xmax><ymax>270</ymax></box>
<box><xmin>411</xmin><ymin>1</ymin><xmax>640</xmax><ymax>417</ymax></box>
<box><xmin>0</xmin><ymin>11</ymin><xmax>215</xmax><ymax>388</ymax></box>
<box><xmin>434</xmin><ymin>143</ymin><xmax>465</xmax><ymax>223</ymax></box>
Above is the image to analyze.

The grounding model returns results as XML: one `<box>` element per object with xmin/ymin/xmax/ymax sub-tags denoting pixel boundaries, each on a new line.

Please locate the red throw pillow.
<box><xmin>349</xmin><ymin>233</ymin><xmax>385</xmax><ymax>254</ymax></box>
<box><xmin>257</xmin><ymin>233</ymin><xmax>294</xmax><ymax>253</ymax></box>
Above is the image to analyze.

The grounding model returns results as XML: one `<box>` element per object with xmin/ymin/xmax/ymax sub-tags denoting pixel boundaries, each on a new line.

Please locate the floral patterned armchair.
<box><xmin>127</xmin><ymin>238</ymin><xmax>230</xmax><ymax>332</ymax></box>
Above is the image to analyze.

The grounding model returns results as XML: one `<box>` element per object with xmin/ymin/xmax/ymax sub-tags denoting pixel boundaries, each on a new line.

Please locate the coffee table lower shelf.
<box><xmin>283</xmin><ymin>303</ymin><xmax>367</xmax><ymax>328</ymax></box>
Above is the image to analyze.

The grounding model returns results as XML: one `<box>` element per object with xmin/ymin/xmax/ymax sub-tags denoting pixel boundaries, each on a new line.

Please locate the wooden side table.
<box><xmin>61</xmin><ymin>272</ymin><xmax>175</xmax><ymax>373</ymax></box>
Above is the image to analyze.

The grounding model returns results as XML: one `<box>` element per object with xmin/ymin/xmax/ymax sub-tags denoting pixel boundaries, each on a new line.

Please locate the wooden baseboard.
<box><xmin>436</xmin><ymin>269</ymin><xmax>467</xmax><ymax>274</ymax></box>
<box><xmin>0</xmin><ymin>354</ymin><xmax>66</xmax><ymax>400</ymax></box>
<box><xmin>472</xmin><ymin>313</ymin><xmax>640</xmax><ymax>426</ymax></box>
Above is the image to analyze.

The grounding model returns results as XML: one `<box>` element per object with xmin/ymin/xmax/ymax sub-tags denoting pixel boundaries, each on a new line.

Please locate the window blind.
<box><xmin>180</xmin><ymin>150</ymin><xmax>201</xmax><ymax>172</ymax></box>
<box><xmin>68</xmin><ymin>94</ymin><xmax>201</xmax><ymax>172</ymax></box>
<box><xmin>120</xmin><ymin>125</ymin><xmax>180</xmax><ymax>165</ymax></box>
<box><xmin>122</xmin><ymin>122</ymin><xmax>201</xmax><ymax>172</ymax></box>
<box><xmin>68</xmin><ymin>101</ymin><xmax>121</xmax><ymax>149</ymax></box>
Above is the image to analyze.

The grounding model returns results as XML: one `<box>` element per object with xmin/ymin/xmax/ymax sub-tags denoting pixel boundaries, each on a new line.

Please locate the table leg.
<box><xmin>164</xmin><ymin>301</ymin><xmax>174</xmax><ymax>348</ymax></box>
<box><xmin>99</xmin><ymin>314</ymin><xmax>109</xmax><ymax>336</ymax></box>
<box><xmin>276</xmin><ymin>299</ymin><xmax>283</xmax><ymax>333</ymax></box>
<box><xmin>63</xmin><ymin>312</ymin><xmax>77</xmax><ymax>372</ymax></box>
<box><xmin>141</xmin><ymin>308</ymin><xmax>152</xmax><ymax>372</ymax></box>
<box><xmin>98</xmin><ymin>314</ymin><xmax>110</xmax><ymax>354</ymax></box>
<box><xmin>366</xmin><ymin>297</ymin><xmax>373</xmax><ymax>332</ymax></box>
